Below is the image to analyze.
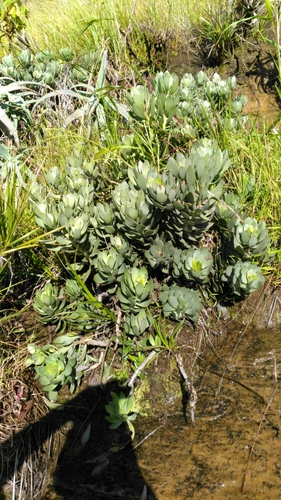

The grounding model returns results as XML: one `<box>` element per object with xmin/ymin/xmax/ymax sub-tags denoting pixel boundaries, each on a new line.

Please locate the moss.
<box><xmin>132</xmin><ymin>356</ymin><xmax>182</xmax><ymax>416</ymax></box>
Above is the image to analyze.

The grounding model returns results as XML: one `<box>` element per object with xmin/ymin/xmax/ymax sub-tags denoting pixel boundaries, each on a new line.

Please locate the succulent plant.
<box><xmin>66</xmin><ymin>301</ymin><xmax>111</xmax><ymax>330</ymax></box>
<box><xmin>60</xmin><ymin>48</ymin><xmax>74</xmax><ymax>62</ymax></box>
<box><xmin>64</xmin><ymin>214</ymin><xmax>90</xmax><ymax>244</ymax></box>
<box><xmin>93</xmin><ymin>247</ymin><xmax>127</xmax><ymax>291</ymax></box>
<box><xmin>167</xmin><ymin>140</ymin><xmax>229</xmax><ymax>192</ymax></box>
<box><xmin>128</xmin><ymin>160</ymin><xmax>184</xmax><ymax>211</ymax></box>
<box><xmin>123</xmin><ymin>309</ymin><xmax>152</xmax><ymax>337</ymax></box>
<box><xmin>127</xmin><ymin>71</ymin><xmax>181</xmax><ymax>129</ymax></box>
<box><xmin>221</xmin><ymin>260</ymin><xmax>265</xmax><ymax>298</ymax></box>
<box><xmin>33</xmin><ymin>283</ymin><xmax>66</xmax><ymax>321</ymax></box>
<box><xmin>65</xmin><ymin>279</ymin><xmax>84</xmax><ymax>300</ymax></box>
<box><xmin>112</xmin><ymin>181</ymin><xmax>160</xmax><ymax>247</ymax></box>
<box><xmin>172</xmin><ymin>247</ymin><xmax>213</xmax><ymax>284</ymax></box>
<box><xmin>33</xmin><ymin>200</ymin><xmax>59</xmax><ymax>231</ymax></box>
<box><xmin>45</xmin><ymin>165</ymin><xmax>63</xmax><ymax>189</ymax></box>
<box><xmin>109</xmin><ymin>233</ymin><xmax>137</xmax><ymax>265</ymax></box>
<box><xmin>91</xmin><ymin>202</ymin><xmax>116</xmax><ymax>239</ymax></box>
<box><xmin>25</xmin><ymin>331</ymin><xmax>92</xmax><ymax>401</ymax></box>
<box><xmin>164</xmin><ymin>206</ymin><xmax>214</xmax><ymax>246</ymax></box>
<box><xmin>232</xmin><ymin>217</ymin><xmax>270</xmax><ymax>259</ymax></box>
<box><xmin>34</xmin><ymin>351</ymin><xmax>76</xmax><ymax>401</ymax></box>
<box><xmin>128</xmin><ymin>160</ymin><xmax>160</xmax><ymax>192</ymax></box>
<box><xmin>105</xmin><ymin>392</ymin><xmax>136</xmax><ymax>438</ymax></box>
<box><xmin>153</xmin><ymin>71</ymin><xmax>179</xmax><ymax>97</ymax></box>
<box><xmin>178</xmin><ymin>71</ymin><xmax>247</xmax><ymax>136</ymax></box>
<box><xmin>17</xmin><ymin>49</ymin><xmax>33</xmax><ymax>69</ymax></box>
<box><xmin>144</xmin><ymin>236</ymin><xmax>175</xmax><ymax>273</ymax></box>
<box><xmin>127</xmin><ymin>85</ymin><xmax>152</xmax><ymax>121</ymax></box>
<box><xmin>117</xmin><ymin>266</ymin><xmax>153</xmax><ymax>313</ymax></box>
<box><xmin>214</xmin><ymin>192</ymin><xmax>244</xmax><ymax>236</ymax></box>
<box><xmin>31</xmin><ymin>155</ymin><xmax>99</xmax><ymax>255</ymax></box>
<box><xmin>159</xmin><ymin>284</ymin><xmax>203</xmax><ymax>322</ymax></box>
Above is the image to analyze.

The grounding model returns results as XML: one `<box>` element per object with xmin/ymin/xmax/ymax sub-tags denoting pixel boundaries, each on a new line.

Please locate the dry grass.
<box><xmin>0</xmin><ymin>313</ymin><xmax>55</xmax><ymax>499</ymax></box>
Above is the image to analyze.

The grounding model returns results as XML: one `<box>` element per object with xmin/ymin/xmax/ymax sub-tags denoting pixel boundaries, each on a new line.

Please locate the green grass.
<box><xmin>24</xmin><ymin>0</ymin><xmax>223</xmax><ymax>68</ymax></box>
<box><xmin>224</xmin><ymin>119</ymin><xmax>281</xmax><ymax>281</ymax></box>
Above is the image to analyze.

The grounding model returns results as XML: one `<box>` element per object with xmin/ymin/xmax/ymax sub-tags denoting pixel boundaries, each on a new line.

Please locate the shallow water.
<box><xmin>135</xmin><ymin>327</ymin><xmax>281</xmax><ymax>499</ymax></box>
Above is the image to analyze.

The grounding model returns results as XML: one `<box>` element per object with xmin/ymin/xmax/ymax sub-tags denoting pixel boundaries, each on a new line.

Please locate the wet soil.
<box><xmin>135</xmin><ymin>325</ymin><xmax>281</xmax><ymax>499</ymax></box>
<box><xmin>167</xmin><ymin>37</ymin><xmax>281</xmax><ymax>125</ymax></box>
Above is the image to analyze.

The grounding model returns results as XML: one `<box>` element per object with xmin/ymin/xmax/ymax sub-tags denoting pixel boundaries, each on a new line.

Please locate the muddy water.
<box><xmin>135</xmin><ymin>327</ymin><xmax>281</xmax><ymax>499</ymax></box>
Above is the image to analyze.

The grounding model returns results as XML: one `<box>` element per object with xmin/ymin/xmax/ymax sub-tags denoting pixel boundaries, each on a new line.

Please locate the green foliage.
<box><xmin>196</xmin><ymin>7</ymin><xmax>242</xmax><ymax>65</ymax></box>
<box><xmin>123</xmin><ymin>309</ymin><xmax>152</xmax><ymax>337</ymax></box>
<box><xmin>25</xmin><ymin>332</ymin><xmax>97</xmax><ymax>401</ymax></box>
<box><xmin>0</xmin><ymin>0</ymin><xmax>29</xmax><ymax>48</ymax></box>
<box><xmin>221</xmin><ymin>260</ymin><xmax>265</xmax><ymax>299</ymax></box>
<box><xmin>172</xmin><ymin>247</ymin><xmax>213</xmax><ymax>284</ymax></box>
<box><xmin>112</xmin><ymin>181</ymin><xmax>160</xmax><ymax>246</ymax></box>
<box><xmin>0</xmin><ymin>80</ymin><xmax>34</xmax><ymax>146</ymax></box>
<box><xmin>33</xmin><ymin>279</ymin><xmax>115</xmax><ymax>332</ymax></box>
<box><xmin>256</xmin><ymin>0</ymin><xmax>281</xmax><ymax>91</ymax></box>
<box><xmin>159</xmin><ymin>284</ymin><xmax>203</xmax><ymax>322</ymax></box>
<box><xmin>214</xmin><ymin>191</ymin><xmax>244</xmax><ymax>237</ymax></box>
<box><xmin>232</xmin><ymin>217</ymin><xmax>270</xmax><ymax>258</ymax></box>
<box><xmin>117</xmin><ymin>267</ymin><xmax>154</xmax><ymax>313</ymax></box>
<box><xmin>0</xmin><ymin>147</ymin><xmax>55</xmax><ymax>299</ymax></box>
<box><xmin>105</xmin><ymin>391</ymin><xmax>136</xmax><ymax>438</ymax></box>
<box><xmin>33</xmin><ymin>283</ymin><xmax>65</xmax><ymax>319</ymax></box>
<box><xmin>93</xmin><ymin>248</ymin><xmax>126</xmax><ymax>292</ymax></box>
<box><xmin>0</xmin><ymin>47</ymin><xmax>97</xmax><ymax>85</ymax></box>
<box><xmin>31</xmin><ymin>134</ymin><xmax>269</xmax><ymax>323</ymax></box>
<box><xmin>144</xmin><ymin>235</ymin><xmax>175</xmax><ymax>273</ymax></box>
<box><xmin>147</xmin><ymin>314</ymin><xmax>184</xmax><ymax>352</ymax></box>
<box><xmin>124</xmin><ymin>70</ymin><xmax>248</xmax><ymax>163</ymax></box>
<box><xmin>26</xmin><ymin>68</ymin><xmax>270</xmax><ymax>402</ymax></box>
<box><xmin>0</xmin><ymin>50</ymin><xmax>128</xmax><ymax>141</ymax></box>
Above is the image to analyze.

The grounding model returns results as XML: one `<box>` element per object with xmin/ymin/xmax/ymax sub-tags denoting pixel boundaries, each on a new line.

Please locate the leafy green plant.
<box><xmin>117</xmin><ymin>267</ymin><xmax>154</xmax><ymax>313</ymax></box>
<box><xmin>33</xmin><ymin>283</ymin><xmax>66</xmax><ymax>320</ymax></box>
<box><xmin>27</xmin><ymin>69</ymin><xmax>271</xmax><ymax>403</ymax></box>
<box><xmin>0</xmin><ymin>0</ymin><xmax>29</xmax><ymax>50</ymax></box>
<box><xmin>172</xmin><ymin>247</ymin><xmax>213</xmax><ymax>284</ymax></box>
<box><xmin>124</xmin><ymin>69</ymin><xmax>248</xmax><ymax>164</ymax></box>
<box><xmin>147</xmin><ymin>314</ymin><xmax>184</xmax><ymax>352</ymax></box>
<box><xmin>123</xmin><ymin>309</ymin><xmax>152</xmax><ymax>338</ymax></box>
<box><xmin>105</xmin><ymin>391</ymin><xmax>136</xmax><ymax>439</ymax></box>
<box><xmin>0</xmin><ymin>147</ymin><xmax>58</xmax><ymax>300</ymax></box>
<box><xmin>0</xmin><ymin>47</ymin><xmax>96</xmax><ymax>86</ymax></box>
<box><xmin>159</xmin><ymin>284</ymin><xmax>203</xmax><ymax>322</ymax></box>
<box><xmin>232</xmin><ymin>217</ymin><xmax>270</xmax><ymax>258</ymax></box>
<box><xmin>0</xmin><ymin>50</ymin><xmax>128</xmax><ymax>139</ymax></box>
<box><xmin>32</xmin><ymin>279</ymin><xmax>115</xmax><ymax>333</ymax></box>
<box><xmin>195</xmin><ymin>6</ymin><xmax>242</xmax><ymax>65</ymax></box>
<box><xmin>221</xmin><ymin>260</ymin><xmax>265</xmax><ymax>299</ymax></box>
<box><xmin>25</xmin><ymin>332</ymin><xmax>97</xmax><ymax>402</ymax></box>
<box><xmin>112</xmin><ymin>181</ymin><xmax>160</xmax><ymax>246</ymax></box>
<box><xmin>93</xmin><ymin>247</ymin><xmax>127</xmax><ymax>292</ymax></box>
<box><xmin>0</xmin><ymin>80</ymin><xmax>34</xmax><ymax>146</ymax></box>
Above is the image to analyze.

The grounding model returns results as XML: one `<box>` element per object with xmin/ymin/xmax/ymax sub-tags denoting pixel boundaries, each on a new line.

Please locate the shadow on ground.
<box><xmin>0</xmin><ymin>382</ymin><xmax>157</xmax><ymax>500</ymax></box>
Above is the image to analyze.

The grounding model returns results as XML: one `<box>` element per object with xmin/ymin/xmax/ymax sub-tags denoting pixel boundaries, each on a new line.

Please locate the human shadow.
<box><xmin>0</xmin><ymin>382</ymin><xmax>157</xmax><ymax>500</ymax></box>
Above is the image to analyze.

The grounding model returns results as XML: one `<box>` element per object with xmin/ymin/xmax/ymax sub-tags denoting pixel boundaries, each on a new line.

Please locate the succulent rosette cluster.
<box><xmin>28</xmin><ymin>69</ymin><xmax>271</xmax><ymax>402</ymax></box>
<box><xmin>159</xmin><ymin>284</ymin><xmax>203</xmax><ymax>322</ymax></box>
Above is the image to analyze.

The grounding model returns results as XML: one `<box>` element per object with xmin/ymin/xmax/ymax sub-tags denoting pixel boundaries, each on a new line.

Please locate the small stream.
<box><xmin>135</xmin><ymin>326</ymin><xmax>281</xmax><ymax>500</ymax></box>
